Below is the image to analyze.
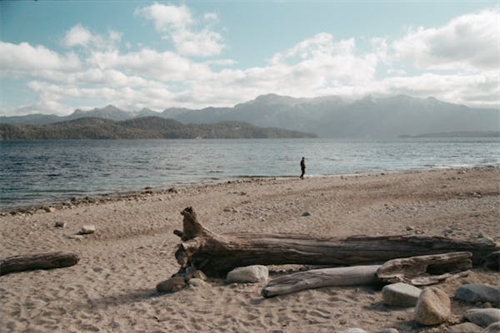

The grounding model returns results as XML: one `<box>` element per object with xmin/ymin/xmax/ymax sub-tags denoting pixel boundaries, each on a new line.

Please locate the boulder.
<box><xmin>455</xmin><ymin>284</ymin><xmax>500</xmax><ymax>305</ymax></box>
<box><xmin>79</xmin><ymin>225</ymin><xmax>96</xmax><ymax>234</ymax></box>
<box><xmin>414</xmin><ymin>287</ymin><xmax>451</xmax><ymax>325</ymax></box>
<box><xmin>382</xmin><ymin>283</ymin><xmax>422</xmax><ymax>307</ymax></box>
<box><xmin>446</xmin><ymin>322</ymin><xmax>482</xmax><ymax>333</ymax></box>
<box><xmin>465</xmin><ymin>309</ymin><xmax>500</xmax><ymax>328</ymax></box>
<box><xmin>482</xmin><ymin>322</ymin><xmax>500</xmax><ymax>333</ymax></box>
<box><xmin>156</xmin><ymin>276</ymin><xmax>186</xmax><ymax>293</ymax></box>
<box><xmin>226</xmin><ymin>265</ymin><xmax>269</xmax><ymax>283</ymax></box>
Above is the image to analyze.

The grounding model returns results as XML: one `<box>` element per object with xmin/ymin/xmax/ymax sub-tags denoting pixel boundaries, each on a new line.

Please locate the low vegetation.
<box><xmin>0</xmin><ymin>116</ymin><xmax>316</xmax><ymax>140</ymax></box>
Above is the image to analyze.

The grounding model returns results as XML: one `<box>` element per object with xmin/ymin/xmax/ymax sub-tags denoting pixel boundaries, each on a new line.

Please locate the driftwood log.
<box><xmin>377</xmin><ymin>251</ymin><xmax>472</xmax><ymax>285</ymax></box>
<box><xmin>174</xmin><ymin>207</ymin><xmax>499</xmax><ymax>277</ymax></box>
<box><xmin>261</xmin><ymin>265</ymin><xmax>381</xmax><ymax>298</ymax></box>
<box><xmin>261</xmin><ymin>252</ymin><xmax>472</xmax><ymax>297</ymax></box>
<box><xmin>0</xmin><ymin>252</ymin><xmax>80</xmax><ymax>276</ymax></box>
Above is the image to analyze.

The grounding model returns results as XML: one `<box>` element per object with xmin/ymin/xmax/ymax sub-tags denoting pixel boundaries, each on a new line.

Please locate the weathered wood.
<box><xmin>261</xmin><ymin>252</ymin><xmax>473</xmax><ymax>297</ymax></box>
<box><xmin>376</xmin><ymin>251</ymin><xmax>472</xmax><ymax>285</ymax></box>
<box><xmin>0</xmin><ymin>252</ymin><xmax>80</xmax><ymax>276</ymax></box>
<box><xmin>174</xmin><ymin>207</ymin><xmax>499</xmax><ymax>277</ymax></box>
<box><xmin>261</xmin><ymin>265</ymin><xmax>381</xmax><ymax>298</ymax></box>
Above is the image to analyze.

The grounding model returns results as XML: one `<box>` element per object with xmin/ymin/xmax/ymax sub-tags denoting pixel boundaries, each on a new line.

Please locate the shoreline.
<box><xmin>1</xmin><ymin>164</ymin><xmax>499</xmax><ymax>333</ymax></box>
<box><xmin>2</xmin><ymin>164</ymin><xmax>497</xmax><ymax>215</ymax></box>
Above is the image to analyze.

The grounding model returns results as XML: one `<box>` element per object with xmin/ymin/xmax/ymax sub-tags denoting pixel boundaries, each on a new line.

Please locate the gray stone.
<box><xmin>187</xmin><ymin>278</ymin><xmax>206</xmax><ymax>287</ymax></box>
<box><xmin>414</xmin><ymin>287</ymin><xmax>451</xmax><ymax>325</ymax></box>
<box><xmin>456</xmin><ymin>284</ymin><xmax>500</xmax><ymax>305</ymax></box>
<box><xmin>338</xmin><ymin>329</ymin><xmax>367</xmax><ymax>333</ymax></box>
<box><xmin>54</xmin><ymin>221</ymin><xmax>66</xmax><ymax>228</ymax></box>
<box><xmin>465</xmin><ymin>309</ymin><xmax>500</xmax><ymax>328</ymax></box>
<box><xmin>482</xmin><ymin>322</ymin><xmax>500</xmax><ymax>333</ymax></box>
<box><xmin>382</xmin><ymin>283</ymin><xmax>422</xmax><ymax>307</ymax></box>
<box><xmin>376</xmin><ymin>329</ymin><xmax>400</xmax><ymax>333</ymax></box>
<box><xmin>226</xmin><ymin>265</ymin><xmax>269</xmax><ymax>283</ymax></box>
<box><xmin>446</xmin><ymin>322</ymin><xmax>482</xmax><ymax>333</ymax></box>
<box><xmin>156</xmin><ymin>276</ymin><xmax>185</xmax><ymax>293</ymax></box>
<box><xmin>79</xmin><ymin>225</ymin><xmax>96</xmax><ymax>234</ymax></box>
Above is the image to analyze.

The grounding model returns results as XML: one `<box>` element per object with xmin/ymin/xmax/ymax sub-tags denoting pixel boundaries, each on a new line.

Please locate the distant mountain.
<box><xmin>400</xmin><ymin>131</ymin><xmax>500</xmax><ymax>138</ymax></box>
<box><xmin>1</xmin><ymin>94</ymin><xmax>497</xmax><ymax>138</ymax></box>
<box><xmin>0</xmin><ymin>117</ymin><xmax>316</xmax><ymax>140</ymax></box>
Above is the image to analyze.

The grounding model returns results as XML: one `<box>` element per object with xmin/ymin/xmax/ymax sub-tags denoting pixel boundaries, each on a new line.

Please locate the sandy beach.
<box><xmin>1</xmin><ymin>166</ymin><xmax>499</xmax><ymax>333</ymax></box>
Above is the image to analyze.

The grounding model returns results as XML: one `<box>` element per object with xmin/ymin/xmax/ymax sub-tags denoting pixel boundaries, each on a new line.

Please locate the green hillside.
<box><xmin>0</xmin><ymin>117</ymin><xmax>316</xmax><ymax>140</ymax></box>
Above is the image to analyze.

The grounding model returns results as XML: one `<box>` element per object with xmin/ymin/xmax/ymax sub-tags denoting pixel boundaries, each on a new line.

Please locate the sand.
<box><xmin>1</xmin><ymin>166</ymin><xmax>499</xmax><ymax>333</ymax></box>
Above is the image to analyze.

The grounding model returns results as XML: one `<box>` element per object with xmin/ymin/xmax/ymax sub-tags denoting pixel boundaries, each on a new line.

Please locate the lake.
<box><xmin>1</xmin><ymin>138</ymin><xmax>498</xmax><ymax>210</ymax></box>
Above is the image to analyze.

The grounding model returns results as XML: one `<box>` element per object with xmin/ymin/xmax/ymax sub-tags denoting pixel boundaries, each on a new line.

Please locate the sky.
<box><xmin>0</xmin><ymin>1</ymin><xmax>498</xmax><ymax>116</ymax></box>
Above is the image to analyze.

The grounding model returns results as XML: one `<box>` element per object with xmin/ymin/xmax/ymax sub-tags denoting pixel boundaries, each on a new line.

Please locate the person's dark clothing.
<box><xmin>300</xmin><ymin>158</ymin><xmax>306</xmax><ymax>179</ymax></box>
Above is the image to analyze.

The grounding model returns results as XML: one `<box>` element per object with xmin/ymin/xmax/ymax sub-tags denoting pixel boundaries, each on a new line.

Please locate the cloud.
<box><xmin>0</xmin><ymin>41</ymin><xmax>81</xmax><ymax>74</ymax></box>
<box><xmin>135</xmin><ymin>3</ymin><xmax>192</xmax><ymax>31</ymax></box>
<box><xmin>393</xmin><ymin>8</ymin><xmax>500</xmax><ymax>71</ymax></box>
<box><xmin>135</xmin><ymin>3</ymin><xmax>225</xmax><ymax>57</ymax></box>
<box><xmin>87</xmin><ymin>48</ymin><xmax>213</xmax><ymax>81</ymax></box>
<box><xmin>2</xmin><ymin>5</ymin><xmax>499</xmax><ymax>116</ymax></box>
<box><xmin>62</xmin><ymin>24</ymin><xmax>122</xmax><ymax>50</ymax></box>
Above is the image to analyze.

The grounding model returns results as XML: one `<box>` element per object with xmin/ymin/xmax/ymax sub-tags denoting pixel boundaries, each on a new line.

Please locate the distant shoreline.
<box><xmin>399</xmin><ymin>131</ymin><xmax>500</xmax><ymax>138</ymax></box>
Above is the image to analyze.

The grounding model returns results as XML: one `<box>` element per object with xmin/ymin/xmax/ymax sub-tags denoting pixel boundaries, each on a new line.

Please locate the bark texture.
<box><xmin>0</xmin><ymin>252</ymin><xmax>80</xmax><ymax>276</ymax></box>
<box><xmin>174</xmin><ymin>207</ymin><xmax>499</xmax><ymax>277</ymax></box>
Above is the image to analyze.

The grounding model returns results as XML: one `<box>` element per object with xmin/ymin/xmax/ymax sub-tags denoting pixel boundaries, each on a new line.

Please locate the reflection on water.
<box><xmin>1</xmin><ymin>138</ymin><xmax>498</xmax><ymax>209</ymax></box>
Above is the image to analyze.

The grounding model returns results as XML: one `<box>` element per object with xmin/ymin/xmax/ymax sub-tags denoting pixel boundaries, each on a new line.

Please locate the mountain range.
<box><xmin>0</xmin><ymin>117</ymin><xmax>315</xmax><ymax>140</ymax></box>
<box><xmin>1</xmin><ymin>94</ymin><xmax>498</xmax><ymax>138</ymax></box>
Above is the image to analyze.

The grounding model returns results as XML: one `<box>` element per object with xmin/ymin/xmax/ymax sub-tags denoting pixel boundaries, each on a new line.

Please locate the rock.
<box><xmin>376</xmin><ymin>329</ymin><xmax>400</xmax><ymax>333</ymax></box>
<box><xmin>79</xmin><ymin>225</ymin><xmax>96</xmax><ymax>234</ymax></box>
<box><xmin>192</xmin><ymin>270</ymin><xmax>207</xmax><ymax>281</ymax></box>
<box><xmin>67</xmin><ymin>234</ymin><xmax>84</xmax><ymax>240</ymax></box>
<box><xmin>301</xmin><ymin>212</ymin><xmax>311</xmax><ymax>217</ymax></box>
<box><xmin>414</xmin><ymin>287</ymin><xmax>451</xmax><ymax>325</ymax></box>
<box><xmin>382</xmin><ymin>283</ymin><xmax>422</xmax><ymax>307</ymax></box>
<box><xmin>446</xmin><ymin>322</ymin><xmax>483</xmax><ymax>333</ymax></box>
<box><xmin>156</xmin><ymin>276</ymin><xmax>186</xmax><ymax>293</ymax></box>
<box><xmin>339</xmin><ymin>329</ymin><xmax>368</xmax><ymax>333</ymax></box>
<box><xmin>482</xmin><ymin>322</ymin><xmax>500</xmax><ymax>333</ymax></box>
<box><xmin>226</xmin><ymin>265</ymin><xmax>269</xmax><ymax>283</ymax></box>
<box><xmin>188</xmin><ymin>278</ymin><xmax>206</xmax><ymax>287</ymax></box>
<box><xmin>54</xmin><ymin>221</ymin><xmax>66</xmax><ymax>228</ymax></box>
<box><xmin>465</xmin><ymin>309</ymin><xmax>500</xmax><ymax>328</ymax></box>
<box><xmin>455</xmin><ymin>284</ymin><xmax>500</xmax><ymax>305</ymax></box>
<box><xmin>45</xmin><ymin>206</ymin><xmax>56</xmax><ymax>213</ymax></box>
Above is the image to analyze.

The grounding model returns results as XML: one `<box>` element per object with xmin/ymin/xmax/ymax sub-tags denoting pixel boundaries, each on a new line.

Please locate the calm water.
<box><xmin>1</xmin><ymin>138</ymin><xmax>499</xmax><ymax>210</ymax></box>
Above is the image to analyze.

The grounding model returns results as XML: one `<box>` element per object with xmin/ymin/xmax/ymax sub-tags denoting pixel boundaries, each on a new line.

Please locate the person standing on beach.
<box><xmin>300</xmin><ymin>157</ymin><xmax>306</xmax><ymax>179</ymax></box>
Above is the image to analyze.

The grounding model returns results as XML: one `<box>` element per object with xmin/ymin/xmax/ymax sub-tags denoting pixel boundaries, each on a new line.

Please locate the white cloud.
<box><xmin>87</xmin><ymin>48</ymin><xmax>213</xmax><ymax>81</ymax></box>
<box><xmin>135</xmin><ymin>3</ymin><xmax>192</xmax><ymax>31</ymax></box>
<box><xmin>2</xmin><ymin>6</ymin><xmax>499</xmax><ymax>116</ymax></box>
<box><xmin>393</xmin><ymin>8</ymin><xmax>500</xmax><ymax>71</ymax></box>
<box><xmin>135</xmin><ymin>3</ymin><xmax>225</xmax><ymax>57</ymax></box>
<box><xmin>62</xmin><ymin>24</ymin><xmax>93</xmax><ymax>48</ymax></box>
<box><xmin>0</xmin><ymin>41</ymin><xmax>81</xmax><ymax>73</ymax></box>
<box><xmin>62</xmin><ymin>24</ymin><xmax>122</xmax><ymax>51</ymax></box>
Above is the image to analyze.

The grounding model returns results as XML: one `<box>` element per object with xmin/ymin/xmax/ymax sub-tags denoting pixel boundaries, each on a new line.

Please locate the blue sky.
<box><xmin>0</xmin><ymin>1</ymin><xmax>498</xmax><ymax>116</ymax></box>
